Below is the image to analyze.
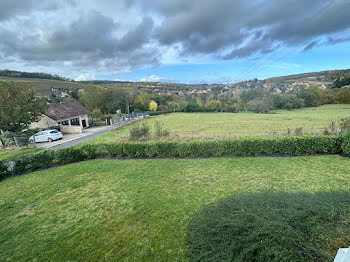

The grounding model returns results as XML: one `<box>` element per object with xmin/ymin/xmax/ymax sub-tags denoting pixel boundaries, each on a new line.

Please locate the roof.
<box><xmin>45</xmin><ymin>103</ymin><xmax>91</xmax><ymax>121</ymax></box>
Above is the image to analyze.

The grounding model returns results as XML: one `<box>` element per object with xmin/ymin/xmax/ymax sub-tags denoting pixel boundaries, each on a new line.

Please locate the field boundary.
<box><xmin>1</xmin><ymin>153</ymin><xmax>348</xmax><ymax>182</ymax></box>
<box><xmin>1</xmin><ymin>134</ymin><xmax>348</xmax><ymax>181</ymax></box>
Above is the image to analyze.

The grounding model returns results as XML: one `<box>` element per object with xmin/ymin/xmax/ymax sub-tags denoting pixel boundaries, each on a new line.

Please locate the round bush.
<box><xmin>187</xmin><ymin>192</ymin><xmax>350</xmax><ymax>262</ymax></box>
<box><xmin>341</xmin><ymin>132</ymin><xmax>350</xmax><ymax>155</ymax></box>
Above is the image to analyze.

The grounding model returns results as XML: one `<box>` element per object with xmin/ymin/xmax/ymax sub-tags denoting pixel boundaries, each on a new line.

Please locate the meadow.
<box><xmin>1</xmin><ymin>156</ymin><xmax>350</xmax><ymax>261</ymax></box>
<box><xmin>0</xmin><ymin>148</ymin><xmax>42</xmax><ymax>161</ymax></box>
<box><xmin>86</xmin><ymin>104</ymin><xmax>350</xmax><ymax>144</ymax></box>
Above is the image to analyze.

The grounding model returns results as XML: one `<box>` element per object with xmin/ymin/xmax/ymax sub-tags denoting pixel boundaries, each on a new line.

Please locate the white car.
<box><xmin>29</xmin><ymin>130</ymin><xmax>63</xmax><ymax>143</ymax></box>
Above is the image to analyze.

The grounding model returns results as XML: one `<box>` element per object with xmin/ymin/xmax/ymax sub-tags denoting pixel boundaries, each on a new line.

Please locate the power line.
<box><xmin>233</xmin><ymin>0</ymin><xmax>341</xmax><ymax>82</ymax></box>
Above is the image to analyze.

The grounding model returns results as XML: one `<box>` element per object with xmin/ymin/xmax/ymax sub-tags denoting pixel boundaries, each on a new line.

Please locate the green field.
<box><xmin>0</xmin><ymin>148</ymin><xmax>42</xmax><ymax>161</ymax></box>
<box><xmin>1</xmin><ymin>155</ymin><xmax>350</xmax><ymax>261</ymax></box>
<box><xmin>86</xmin><ymin>104</ymin><xmax>350</xmax><ymax>144</ymax></box>
<box><xmin>0</xmin><ymin>77</ymin><xmax>87</xmax><ymax>95</ymax></box>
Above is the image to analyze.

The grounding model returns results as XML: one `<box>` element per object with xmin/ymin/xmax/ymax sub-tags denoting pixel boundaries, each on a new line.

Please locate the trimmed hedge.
<box><xmin>0</xmin><ymin>135</ymin><xmax>345</xmax><ymax>179</ymax></box>
<box><xmin>341</xmin><ymin>132</ymin><xmax>350</xmax><ymax>155</ymax></box>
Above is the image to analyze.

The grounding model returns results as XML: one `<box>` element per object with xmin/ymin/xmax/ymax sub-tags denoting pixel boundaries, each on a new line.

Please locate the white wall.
<box><xmin>29</xmin><ymin>114</ymin><xmax>57</xmax><ymax>130</ymax></box>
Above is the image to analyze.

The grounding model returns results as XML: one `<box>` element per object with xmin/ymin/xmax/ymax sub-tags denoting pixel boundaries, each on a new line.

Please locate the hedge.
<box><xmin>341</xmin><ymin>132</ymin><xmax>350</xmax><ymax>155</ymax></box>
<box><xmin>0</xmin><ymin>135</ymin><xmax>346</xmax><ymax>179</ymax></box>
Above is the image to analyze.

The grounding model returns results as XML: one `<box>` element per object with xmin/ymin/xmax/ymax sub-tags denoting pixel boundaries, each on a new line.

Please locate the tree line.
<box><xmin>0</xmin><ymin>69</ymin><xmax>71</xmax><ymax>81</ymax></box>
<box><xmin>76</xmin><ymin>84</ymin><xmax>350</xmax><ymax>116</ymax></box>
<box><xmin>1</xmin><ymin>80</ymin><xmax>350</xmax><ymax>134</ymax></box>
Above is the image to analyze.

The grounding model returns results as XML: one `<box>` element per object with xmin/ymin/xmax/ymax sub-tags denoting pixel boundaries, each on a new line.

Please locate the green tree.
<box><xmin>0</xmin><ymin>82</ymin><xmax>46</xmax><ymax>132</ymax></box>
<box><xmin>134</xmin><ymin>93</ymin><xmax>151</xmax><ymax>112</ymax></box>
<box><xmin>297</xmin><ymin>86</ymin><xmax>322</xmax><ymax>107</ymax></box>
<box><xmin>79</xmin><ymin>85</ymin><xmax>109</xmax><ymax>112</ymax></box>
<box><xmin>92</xmin><ymin>108</ymin><xmax>103</xmax><ymax>120</ymax></box>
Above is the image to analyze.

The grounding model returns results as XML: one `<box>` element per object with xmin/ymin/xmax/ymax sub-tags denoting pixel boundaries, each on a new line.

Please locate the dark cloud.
<box><xmin>0</xmin><ymin>0</ymin><xmax>350</xmax><ymax>76</ymax></box>
<box><xmin>303</xmin><ymin>41</ymin><xmax>319</xmax><ymax>51</ymax></box>
<box><xmin>0</xmin><ymin>0</ymin><xmax>75</xmax><ymax>21</ymax></box>
<box><xmin>150</xmin><ymin>0</ymin><xmax>350</xmax><ymax>57</ymax></box>
<box><xmin>0</xmin><ymin>10</ymin><xmax>159</xmax><ymax>71</ymax></box>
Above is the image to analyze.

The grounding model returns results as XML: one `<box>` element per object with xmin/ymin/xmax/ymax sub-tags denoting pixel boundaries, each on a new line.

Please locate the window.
<box><xmin>60</xmin><ymin>120</ymin><xmax>69</xmax><ymax>126</ymax></box>
<box><xmin>50</xmin><ymin>130</ymin><xmax>59</xmax><ymax>134</ymax></box>
<box><xmin>70</xmin><ymin>118</ymin><xmax>80</xmax><ymax>126</ymax></box>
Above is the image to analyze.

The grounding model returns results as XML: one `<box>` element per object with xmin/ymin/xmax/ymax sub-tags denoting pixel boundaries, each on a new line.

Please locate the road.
<box><xmin>35</xmin><ymin>126</ymin><xmax>112</xmax><ymax>150</ymax></box>
<box><xmin>34</xmin><ymin>117</ymin><xmax>146</xmax><ymax>150</ymax></box>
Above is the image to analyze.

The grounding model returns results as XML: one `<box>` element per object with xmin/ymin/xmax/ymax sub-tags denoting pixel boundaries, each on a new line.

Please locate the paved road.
<box><xmin>49</xmin><ymin>127</ymin><xmax>112</xmax><ymax>150</ymax></box>
<box><xmin>35</xmin><ymin>126</ymin><xmax>112</xmax><ymax>150</ymax></box>
<box><xmin>34</xmin><ymin>117</ymin><xmax>145</xmax><ymax>150</ymax></box>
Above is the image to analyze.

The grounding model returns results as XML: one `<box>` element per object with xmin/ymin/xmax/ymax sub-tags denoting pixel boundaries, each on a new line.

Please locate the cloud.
<box><xmin>113</xmin><ymin>69</ymin><xmax>132</xmax><ymax>75</ymax></box>
<box><xmin>0</xmin><ymin>10</ymin><xmax>159</xmax><ymax>72</ymax></box>
<box><xmin>75</xmin><ymin>73</ymin><xmax>95</xmax><ymax>81</ymax></box>
<box><xmin>0</xmin><ymin>0</ymin><xmax>350</xmax><ymax>78</ymax></box>
<box><xmin>150</xmin><ymin>0</ymin><xmax>350</xmax><ymax>57</ymax></box>
<box><xmin>303</xmin><ymin>41</ymin><xmax>319</xmax><ymax>51</ymax></box>
<box><xmin>0</xmin><ymin>0</ymin><xmax>75</xmax><ymax>21</ymax></box>
<box><xmin>140</xmin><ymin>75</ymin><xmax>163</xmax><ymax>82</ymax></box>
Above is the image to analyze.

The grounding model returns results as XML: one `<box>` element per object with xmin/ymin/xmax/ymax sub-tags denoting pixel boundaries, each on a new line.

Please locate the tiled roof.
<box><xmin>45</xmin><ymin>103</ymin><xmax>91</xmax><ymax>121</ymax></box>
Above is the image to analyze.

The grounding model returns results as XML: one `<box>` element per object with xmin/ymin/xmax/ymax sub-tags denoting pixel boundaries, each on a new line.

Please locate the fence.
<box><xmin>107</xmin><ymin>112</ymin><xmax>150</xmax><ymax>126</ymax></box>
<box><xmin>0</xmin><ymin>134</ymin><xmax>34</xmax><ymax>149</ymax></box>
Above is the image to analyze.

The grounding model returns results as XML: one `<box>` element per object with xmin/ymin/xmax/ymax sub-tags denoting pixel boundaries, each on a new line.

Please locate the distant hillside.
<box><xmin>1</xmin><ymin>68</ymin><xmax>350</xmax><ymax>97</ymax></box>
<box><xmin>233</xmin><ymin>69</ymin><xmax>350</xmax><ymax>89</ymax></box>
<box><xmin>0</xmin><ymin>69</ymin><xmax>71</xmax><ymax>81</ymax></box>
<box><xmin>266</xmin><ymin>69</ymin><xmax>350</xmax><ymax>84</ymax></box>
<box><xmin>0</xmin><ymin>76</ymin><xmax>88</xmax><ymax>96</ymax></box>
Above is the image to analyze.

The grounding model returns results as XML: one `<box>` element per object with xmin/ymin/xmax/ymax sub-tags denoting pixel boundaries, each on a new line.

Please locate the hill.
<box><xmin>1</xmin><ymin>68</ymin><xmax>350</xmax><ymax>97</ymax></box>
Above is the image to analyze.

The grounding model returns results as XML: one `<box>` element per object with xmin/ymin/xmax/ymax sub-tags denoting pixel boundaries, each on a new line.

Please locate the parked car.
<box><xmin>29</xmin><ymin>130</ymin><xmax>63</xmax><ymax>143</ymax></box>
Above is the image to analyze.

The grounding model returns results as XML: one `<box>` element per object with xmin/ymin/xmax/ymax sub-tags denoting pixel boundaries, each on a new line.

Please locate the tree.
<box><xmin>105</xmin><ymin>89</ymin><xmax>127</xmax><ymax>114</ymax></box>
<box><xmin>149</xmin><ymin>100</ymin><xmax>158</xmax><ymax>112</ymax></box>
<box><xmin>334</xmin><ymin>88</ymin><xmax>350</xmax><ymax>104</ymax></box>
<box><xmin>205</xmin><ymin>100</ymin><xmax>222</xmax><ymax>111</ymax></box>
<box><xmin>134</xmin><ymin>93</ymin><xmax>151</xmax><ymax>112</ymax></box>
<box><xmin>0</xmin><ymin>82</ymin><xmax>46</xmax><ymax>132</ymax></box>
<box><xmin>247</xmin><ymin>97</ymin><xmax>274</xmax><ymax>113</ymax></box>
<box><xmin>297</xmin><ymin>86</ymin><xmax>322</xmax><ymax>107</ymax></box>
<box><xmin>79</xmin><ymin>84</ymin><xmax>109</xmax><ymax>112</ymax></box>
<box><xmin>92</xmin><ymin>108</ymin><xmax>103</xmax><ymax>120</ymax></box>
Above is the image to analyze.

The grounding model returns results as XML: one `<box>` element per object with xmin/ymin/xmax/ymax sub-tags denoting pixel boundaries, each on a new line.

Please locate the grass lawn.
<box><xmin>0</xmin><ymin>148</ymin><xmax>42</xmax><ymax>161</ymax></box>
<box><xmin>1</xmin><ymin>155</ymin><xmax>350</xmax><ymax>261</ymax></box>
<box><xmin>85</xmin><ymin>104</ymin><xmax>350</xmax><ymax>144</ymax></box>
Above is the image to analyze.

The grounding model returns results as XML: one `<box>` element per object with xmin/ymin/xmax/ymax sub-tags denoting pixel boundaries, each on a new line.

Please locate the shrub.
<box><xmin>294</xmin><ymin>127</ymin><xmax>303</xmax><ymax>136</ymax></box>
<box><xmin>55</xmin><ymin>147</ymin><xmax>86</xmax><ymax>164</ymax></box>
<box><xmin>341</xmin><ymin>132</ymin><xmax>350</xmax><ymax>155</ymax></box>
<box><xmin>339</xmin><ymin>117</ymin><xmax>350</xmax><ymax>134</ymax></box>
<box><xmin>0</xmin><ymin>135</ymin><xmax>344</xmax><ymax>178</ymax></box>
<box><xmin>129</xmin><ymin>123</ymin><xmax>150</xmax><ymax>141</ymax></box>
<box><xmin>25</xmin><ymin>150</ymin><xmax>56</xmax><ymax>170</ymax></box>
<box><xmin>0</xmin><ymin>161</ymin><xmax>10</xmax><ymax>178</ymax></box>
<box><xmin>154</xmin><ymin>121</ymin><xmax>170</xmax><ymax>137</ymax></box>
<box><xmin>187</xmin><ymin>192</ymin><xmax>350</xmax><ymax>262</ymax></box>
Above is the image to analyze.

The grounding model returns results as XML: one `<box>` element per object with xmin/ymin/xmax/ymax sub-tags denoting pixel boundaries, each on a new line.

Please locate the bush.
<box><xmin>339</xmin><ymin>117</ymin><xmax>350</xmax><ymax>134</ymax></box>
<box><xmin>55</xmin><ymin>147</ymin><xmax>86</xmax><ymax>164</ymax></box>
<box><xmin>187</xmin><ymin>192</ymin><xmax>350</xmax><ymax>262</ymax></box>
<box><xmin>341</xmin><ymin>132</ymin><xmax>350</xmax><ymax>155</ymax></box>
<box><xmin>0</xmin><ymin>135</ymin><xmax>345</xmax><ymax>179</ymax></box>
<box><xmin>154</xmin><ymin>121</ymin><xmax>170</xmax><ymax>137</ymax></box>
<box><xmin>129</xmin><ymin>123</ymin><xmax>150</xmax><ymax>141</ymax></box>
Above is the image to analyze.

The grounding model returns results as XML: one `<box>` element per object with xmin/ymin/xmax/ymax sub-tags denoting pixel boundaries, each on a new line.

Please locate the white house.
<box><xmin>30</xmin><ymin>103</ymin><xmax>91</xmax><ymax>134</ymax></box>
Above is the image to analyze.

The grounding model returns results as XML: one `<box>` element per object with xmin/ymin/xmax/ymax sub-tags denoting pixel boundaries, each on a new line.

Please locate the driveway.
<box><xmin>35</xmin><ymin>126</ymin><xmax>112</xmax><ymax>150</ymax></box>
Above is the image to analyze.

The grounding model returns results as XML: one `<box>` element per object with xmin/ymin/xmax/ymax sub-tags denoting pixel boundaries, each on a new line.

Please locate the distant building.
<box><xmin>30</xmin><ymin>103</ymin><xmax>91</xmax><ymax>134</ymax></box>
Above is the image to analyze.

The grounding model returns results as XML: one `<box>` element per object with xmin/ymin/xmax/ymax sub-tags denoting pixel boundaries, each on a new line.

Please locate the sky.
<box><xmin>0</xmin><ymin>0</ymin><xmax>350</xmax><ymax>84</ymax></box>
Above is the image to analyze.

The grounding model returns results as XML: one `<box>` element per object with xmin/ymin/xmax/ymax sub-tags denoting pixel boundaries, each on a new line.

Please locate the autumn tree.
<box><xmin>149</xmin><ymin>100</ymin><xmax>158</xmax><ymax>112</ymax></box>
<box><xmin>0</xmin><ymin>82</ymin><xmax>46</xmax><ymax>132</ymax></box>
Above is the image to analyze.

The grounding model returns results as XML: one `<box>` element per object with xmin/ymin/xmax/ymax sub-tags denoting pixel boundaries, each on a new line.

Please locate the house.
<box><xmin>30</xmin><ymin>103</ymin><xmax>91</xmax><ymax>134</ymax></box>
